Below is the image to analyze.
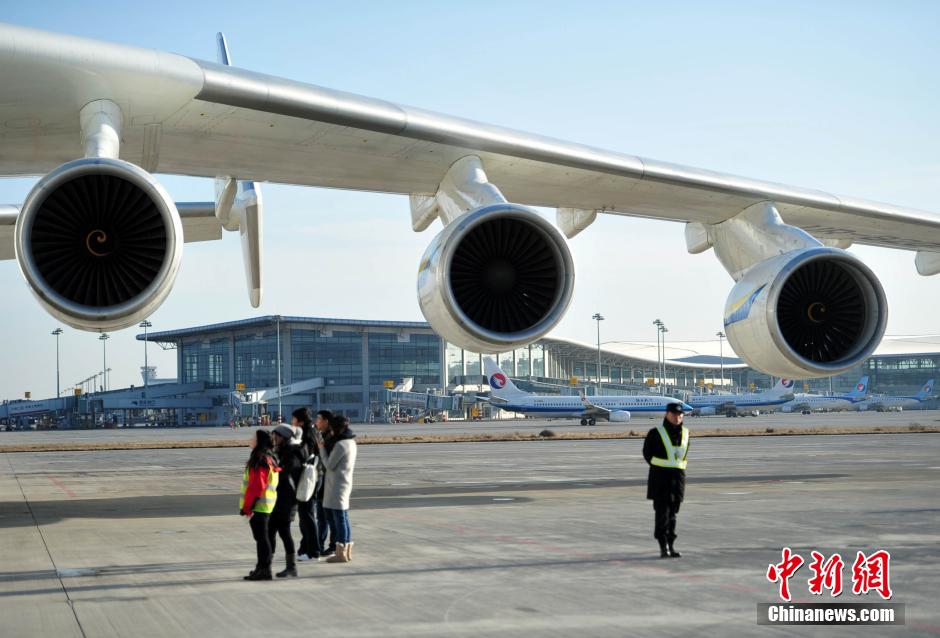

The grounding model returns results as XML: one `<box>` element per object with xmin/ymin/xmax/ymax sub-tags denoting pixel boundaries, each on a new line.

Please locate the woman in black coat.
<box><xmin>269</xmin><ymin>423</ymin><xmax>306</xmax><ymax>577</ymax></box>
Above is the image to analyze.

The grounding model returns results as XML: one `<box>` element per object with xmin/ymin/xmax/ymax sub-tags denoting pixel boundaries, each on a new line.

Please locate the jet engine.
<box><xmin>14</xmin><ymin>158</ymin><xmax>183</xmax><ymax>331</ymax></box>
<box><xmin>695</xmin><ymin>407</ymin><xmax>716</xmax><ymax>417</ymax></box>
<box><xmin>608</xmin><ymin>410</ymin><xmax>631</xmax><ymax>423</ymax></box>
<box><xmin>418</xmin><ymin>204</ymin><xmax>574</xmax><ymax>353</ymax></box>
<box><xmin>723</xmin><ymin>247</ymin><xmax>887</xmax><ymax>379</ymax></box>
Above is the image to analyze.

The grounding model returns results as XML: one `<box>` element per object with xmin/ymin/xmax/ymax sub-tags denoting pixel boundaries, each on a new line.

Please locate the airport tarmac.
<box><xmin>2</xmin><ymin>409</ymin><xmax>938</xmax><ymax>446</ymax></box>
<box><xmin>1</xmin><ymin>433</ymin><xmax>938</xmax><ymax>637</ymax></box>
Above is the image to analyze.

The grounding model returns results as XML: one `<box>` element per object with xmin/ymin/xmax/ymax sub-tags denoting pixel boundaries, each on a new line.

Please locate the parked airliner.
<box><xmin>780</xmin><ymin>376</ymin><xmax>870</xmax><ymax>414</ymax></box>
<box><xmin>855</xmin><ymin>379</ymin><xmax>935</xmax><ymax>412</ymax></box>
<box><xmin>482</xmin><ymin>358</ymin><xmax>691</xmax><ymax>426</ymax></box>
<box><xmin>687</xmin><ymin>378</ymin><xmax>796</xmax><ymax>416</ymax></box>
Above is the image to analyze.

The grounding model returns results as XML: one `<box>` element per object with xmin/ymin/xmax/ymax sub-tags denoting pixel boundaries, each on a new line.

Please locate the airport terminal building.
<box><xmin>4</xmin><ymin>315</ymin><xmax>937</xmax><ymax>427</ymax></box>
<box><xmin>126</xmin><ymin>315</ymin><xmax>940</xmax><ymax>424</ymax></box>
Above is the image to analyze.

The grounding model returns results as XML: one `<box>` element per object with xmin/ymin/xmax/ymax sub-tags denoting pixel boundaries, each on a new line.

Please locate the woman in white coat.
<box><xmin>317</xmin><ymin>414</ymin><xmax>358</xmax><ymax>563</ymax></box>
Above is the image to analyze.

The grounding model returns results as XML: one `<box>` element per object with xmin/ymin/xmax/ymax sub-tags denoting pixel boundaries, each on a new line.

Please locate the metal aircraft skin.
<box><xmin>1</xmin><ymin>23</ymin><xmax>939</xmax><ymax>379</ymax></box>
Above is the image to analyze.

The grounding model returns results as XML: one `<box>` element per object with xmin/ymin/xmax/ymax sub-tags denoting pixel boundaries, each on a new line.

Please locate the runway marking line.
<box><xmin>47</xmin><ymin>474</ymin><xmax>76</xmax><ymax>498</ymax></box>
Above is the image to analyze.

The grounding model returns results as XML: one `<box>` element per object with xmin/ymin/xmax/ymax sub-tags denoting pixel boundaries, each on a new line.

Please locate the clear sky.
<box><xmin>1</xmin><ymin>1</ymin><xmax>938</xmax><ymax>398</ymax></box>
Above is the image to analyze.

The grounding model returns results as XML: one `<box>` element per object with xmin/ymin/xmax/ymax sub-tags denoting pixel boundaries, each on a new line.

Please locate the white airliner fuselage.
<box><xmin>855</xmin><ymin>379</ymin><xmax>935</xmax><ymax>412</ymax></box>
<box><xmin>687</xmin><ymin>378</ymin><xmax>795</xmax><ymax>416</ymax></box>
<box><xmin>483</xmin><ymin>358</ymin><xmax>691</xmax><ymax>424</ymax></box>
<box><xmin>780</xmin><ymin>376</ymin><xmax>870</xmax><ymax>413</ymax></box>
<box><xmin>496</xmin><ymin>394</ymin><xmax>685</xmax><ymax>419</ymax></box>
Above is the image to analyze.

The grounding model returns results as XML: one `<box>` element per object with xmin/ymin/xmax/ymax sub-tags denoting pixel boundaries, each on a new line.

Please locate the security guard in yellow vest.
<box><xmin>643</xmin><ymin>402</ymin><xmax>689</xmax><ymax>558</ymax></box>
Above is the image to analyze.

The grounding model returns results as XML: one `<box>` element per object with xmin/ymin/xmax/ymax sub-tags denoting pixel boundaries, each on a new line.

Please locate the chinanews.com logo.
<box><xmin>489</xmin><ymin>373</ymin><xmax>507</xmax><ymax>390</ymax></box>
<box><xmin>759</xmin><ymin>547</ymin><xmax>904</xmax><ymax>626</ymax></box>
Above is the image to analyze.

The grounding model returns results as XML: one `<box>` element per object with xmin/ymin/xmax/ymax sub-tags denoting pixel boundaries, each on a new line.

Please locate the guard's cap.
<box><xmin>665</xmin><ymin>402</ymin><xmax>687</xmax><ymax>414</ymax></box>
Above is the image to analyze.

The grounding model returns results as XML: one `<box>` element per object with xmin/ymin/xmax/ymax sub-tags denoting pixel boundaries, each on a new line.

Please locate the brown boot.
<box><xmin>326</xmin><ymin>542</ymin><xmax>347</xmax><ymax>563</ymax></box>
<box><xmin>346</xmin><ymin>541</ymin><xmax>354</xmax><ymax>562</ymax></box>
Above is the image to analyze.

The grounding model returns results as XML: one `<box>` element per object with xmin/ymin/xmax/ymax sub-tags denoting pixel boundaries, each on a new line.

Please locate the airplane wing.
<box><xmin>2</xmin><ymin>22</ymin><xmax>940</xmax><ymax>261</ymax></box>
<box><xmin>579</xmin><ymin>395</ymin><xmax>612</xmax><ymax>419</ymax></box>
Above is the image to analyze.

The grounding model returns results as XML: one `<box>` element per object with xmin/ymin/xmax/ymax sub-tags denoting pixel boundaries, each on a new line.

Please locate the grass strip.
<box><xmin>1</xmin><ymin>423</ymin><xmax>938</xmax><ymax>453</ymax></box>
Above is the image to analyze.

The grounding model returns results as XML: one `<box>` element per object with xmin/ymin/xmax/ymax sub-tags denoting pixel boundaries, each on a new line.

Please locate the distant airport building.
<box><xmin>134</xmin><ymin>316</ymin><xmax>940</xmax><ymax>423</ymax></box>
<box><xmin>3</xmin><ymin>317</ymin><xmax>937</xmax><ymax>428</ymax></box>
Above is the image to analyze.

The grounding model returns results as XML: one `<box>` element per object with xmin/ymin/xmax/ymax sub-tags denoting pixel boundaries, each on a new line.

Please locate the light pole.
<box><xmin>139</xmin><ymin>320</ymin><xmax>152</xmax><ymax>389</ymax></box>
<box><xmin>99</xmin><ymin>333</ymin><xmax>109</xmax><ymax>391</ymax></box>
<box><xmin>592</xmin><ymin>313</ymin><xmax>604</xmax><ymax>394</ymax></box>
<box><xmin>716</xmin><ymin>330</ymin><xmax>725</xmax><ymax>391</ymax></box>
<box><xmin>51</xmin><ymin>328</ymin><xmax>63</xmax><ymax>398</ymax></box>
<box><xmin>276</xmin><ymin>316</ymin><xmax>283</xmax><ymax>421</ymax></box>
<box><xmin>653</xmin><ymin>319</ymin><xmax>662</xmax><ymax>389</ymax></box>
<box><xmin>660</xmin><ymin>325</ymin><xmax>669</xmax><ymax>396</ymax></box>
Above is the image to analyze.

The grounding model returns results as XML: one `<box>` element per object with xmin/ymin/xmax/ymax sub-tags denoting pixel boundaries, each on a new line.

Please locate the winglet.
<box><xmin>216</xmin><ymin>32</ymin><xmax>232</xmax><ymax>65</ymax></box>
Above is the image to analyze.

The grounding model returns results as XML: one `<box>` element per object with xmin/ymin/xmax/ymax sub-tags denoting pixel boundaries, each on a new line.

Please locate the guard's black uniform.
<box><xmin>643</xmin><ymin>419</ymin><xmax>687</xmax><ymax>553</ymax></box>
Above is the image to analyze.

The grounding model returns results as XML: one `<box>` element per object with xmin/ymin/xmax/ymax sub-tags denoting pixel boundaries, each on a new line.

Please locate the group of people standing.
<box><xmin>239</xmin><ymin>407</ymin><xmax>358</xmax><ymax>580</ymax></box>
<box><xmin>238</xmin><ymin>401</ymin><xmax>689</xmax><ymax>577</ymax></box>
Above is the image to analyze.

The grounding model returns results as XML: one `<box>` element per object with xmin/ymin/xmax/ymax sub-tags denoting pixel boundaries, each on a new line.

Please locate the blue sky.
<box><xmin>1</xmin><ymin>1</ymin><xmax>938</xmax><ymax>398</ymax></box>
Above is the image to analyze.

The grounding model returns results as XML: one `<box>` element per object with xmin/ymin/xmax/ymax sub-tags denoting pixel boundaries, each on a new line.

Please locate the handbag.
<box><xmin>295</xmin><ymin>454</ymin><xmax>319</xmax><ymax>502</ymax></box>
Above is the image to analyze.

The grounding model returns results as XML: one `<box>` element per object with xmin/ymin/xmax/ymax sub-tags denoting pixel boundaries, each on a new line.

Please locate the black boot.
<box><xmin>276</xmin><ymin>553</ymin><xmax>297</xmax><ymax>578</ymax></box>
<box><xmin>658</xmin><ymin>538</ymin><xmax>669</xmax><ymax>559</ymax></box>
<box><xmin>244</xmin><ymin>564</ymin><xmax>259</xmax><ymax>580</ymax></box>
<box><xmin>246</xmin><ymin>566</ymin><xmax>272</xmax><ymax>581</ymax></box>
<box><xmin>667</xmin><ymin>540</ymin><xmax>681</xmax><ymax>558</ymax></box>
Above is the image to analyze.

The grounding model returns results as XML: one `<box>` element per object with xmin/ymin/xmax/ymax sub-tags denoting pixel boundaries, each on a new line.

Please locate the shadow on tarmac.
<box><xmin>0</xmin><ymin>552</ymin><xmax>734</xmax><ymax>599</ymax></box>
<box><xmin>0</xmin><ymin>473</ymin><xmax>846</xmax><ymax>528</ymax></box>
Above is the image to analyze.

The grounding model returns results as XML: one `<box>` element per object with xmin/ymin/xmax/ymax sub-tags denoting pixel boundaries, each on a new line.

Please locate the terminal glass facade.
<box><xmin>235</xmin><ymin>330</ymin><xmax>281</xmax><ymax>390</ymax></box>
<box><xmin>856</xmin><ymin>354</ymin><xmax>940</xmax><ymax>395</ymax></box>
<box><xmin>290</xmin><ymin>328</ymin><xmax>363</xmax><ymax>386</ymax></box>
<box><xmin>368</xmin><ymin>333</ymin><xmax>441</xmax><ymax>386</ymax></box>
<box><xmin>181</xmin><ymin>338</ymin><xmax>230</xmax><ymax>389</ymax></box>
<box><xmin>446</xmin><ymin>343</ymin><xmax>464</xmax><ymax>385</ymax></box>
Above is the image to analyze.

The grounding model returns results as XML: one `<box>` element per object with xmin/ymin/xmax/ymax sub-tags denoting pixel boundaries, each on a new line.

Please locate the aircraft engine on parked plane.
<box><xmin>608</xmin><ymin>410</ymin><xmax>632</xmax><ymax>423</ymax></box>
<box><xmin>417</xmin><ymin>203</ymin><xmax>575</xmax><ymax>353</ymax></box>
<box><xmin>723</xmin><ymin>247</ymin><xmax>887</xmax><ymax>379</ymax></box>
<box><xmin>14</xmin><ymin>158</ymin><xmax>184</xmax><ymax>331</ymax></box>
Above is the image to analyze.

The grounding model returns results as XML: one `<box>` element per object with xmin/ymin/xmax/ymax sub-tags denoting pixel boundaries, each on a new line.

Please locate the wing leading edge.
<box><xmin>1</xmin><ymin>22</ymin><xmax>939</xmax><ymax>260</ymax></box>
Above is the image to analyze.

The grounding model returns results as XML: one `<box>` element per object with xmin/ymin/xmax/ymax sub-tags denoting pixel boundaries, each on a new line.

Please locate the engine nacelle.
<box><xmin>724</xmin><ymin>247</ymin><xmax>887</xmax><ymax>378</ymax></box>
<box><xmin>696</xmin><ymin>406</ymin><xmax>716</xmax><ymax>416</ymax></box>
<box><xmin>608</xmin><ymin>410</ymin><xmax>631</xmax><ymax>423</ymax></box>
<box><xmin>14</xmin><ymin>158</ymin><xmax>183</xmax><ymax>331</ymax></box>
<box><xmin>418</xmin><ymin>204</ymin><xmax>574</xmax><ymax>353</ymax></box>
